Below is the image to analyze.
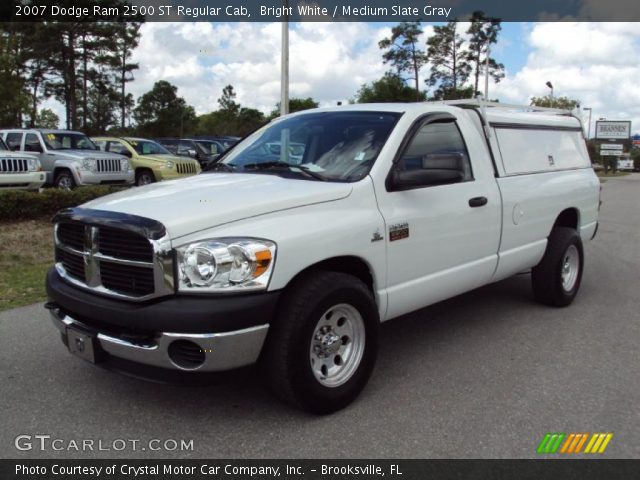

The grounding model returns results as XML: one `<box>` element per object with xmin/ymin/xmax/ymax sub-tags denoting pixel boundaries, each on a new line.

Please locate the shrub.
<box><xmin>0</xmin><ymin>186</ymin><xmax>126</xmax><ymax>221</ymax></box>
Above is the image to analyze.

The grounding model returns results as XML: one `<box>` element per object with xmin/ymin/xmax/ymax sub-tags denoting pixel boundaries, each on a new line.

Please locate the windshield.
<box><xmin>42</xmin><ymin>132</ymin><xmax>98</xmax><ymax>150</ymax></box>
<box><xmin>127</xmin><ymin>139</ymin><xmax>171</xmax><ymax>155</ymax></box>
<box><xmin>221</xmin><ymin>111</ymin><xmax>400</xmax><ymax>182</ymax></box>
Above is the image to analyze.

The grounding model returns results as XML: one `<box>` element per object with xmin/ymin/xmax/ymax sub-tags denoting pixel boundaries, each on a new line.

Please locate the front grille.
<box><xmin>98</xmin><ymin>226</ymin><xmax>154</xmax><ymax>262</ymax></box>
<box><xmin>96</xmin><ymin>158</ymin><xmax>122</xmax><ymax>173</ymax></box>
<box><xmin>0</xmin><ymin>157</ymin><xmax>29</xmax><ymax>173</ymax></box>
<box><xmin>100</xmin><ymin>261</ymin><xmax>154</xmax><ymax>296</ymax></box>
<box><xmin>54</xmin><ymin>220</ymin><xmax>168</xmax><ymax>300</ymax></box>
<box><xmin>57</xmin><ymin>222</ymin><xmax>84</xmax><ymax>251</ymax></box>
<box><xmin>56</xmin><ymin>248</ymin><xmax>85</xmax><ymax>281</ymax></box>
<box><xmin>177</xmin><ymin>162</ymin><xmax>197</xmax><ymax>174</ymax></box>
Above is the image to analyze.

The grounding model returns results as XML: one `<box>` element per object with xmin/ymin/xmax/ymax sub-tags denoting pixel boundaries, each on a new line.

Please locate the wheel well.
<box><xmin>136</xmin><ymin>167</ymin><xmax>153</xmax><ymax>176</ymax></box>
<box><xmin>292</xmin><ymin>256</ymin><xmax>374</xmax><ymax>293</ymax></box>
<box><xmin>53</xmin><ymin>167</ymin><xmax>71</xmax><ymax>177</ymax></box>
<box><xmin>553</xmin><ymin>208</ymin><xmax>579</xmax><ymax>231</ymax></box>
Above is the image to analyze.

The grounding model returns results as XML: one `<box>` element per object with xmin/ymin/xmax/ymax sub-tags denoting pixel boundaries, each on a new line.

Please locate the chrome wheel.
<box><xmin>561</xmin><ymin>245</ymin><xmax>580</xmax><ymax>291</ymax></box>
<box><xmin>137</xmin><ymin>173</ymin><xmax>153</xmax><ymax>186</ymax></box>
<box><xmin>56</xmin><ymin>175</ymin><xmax>72</xmax><ymax>190</ymax></box>
<box><xmin>309</xmin><ymin>303</ymin><xmax>365</xmax><ymax>388</ymax></box>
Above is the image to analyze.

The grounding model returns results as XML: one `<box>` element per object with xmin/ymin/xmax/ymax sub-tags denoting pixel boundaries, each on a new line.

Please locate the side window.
<box><xmin>6</xmin><ymin>132</ymin><xmax>23</xmax><ymax>151</ymax></box>
<box><xmin>24</xmin><ymin>133</ymin><xmax>43</xmax><ymax>153</ymax></box>
<box><xmin>398</xmin><ymin>121</ymin><xmax>473</xmax><ymax>183</ymax></box>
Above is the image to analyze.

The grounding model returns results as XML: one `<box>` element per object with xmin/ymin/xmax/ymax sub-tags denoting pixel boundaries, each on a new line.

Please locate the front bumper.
<box><xmin>46</xmin><ymin>268</ymin><xmax>280</xmax><ymax>372</ymax></box>
<box><xmin>75</xmin><ymin>170</ymin><xmax>135</xmax><ymax>185</ymax></box>
<box><xmin>0</xmin><ymin>171</ymin><xmax>46</xmax><ymax>190</ymax></box>
<box><xmin>49</xmin><ymin>307</ymin><xmax>268</xmax><ymax>372</ymax></box>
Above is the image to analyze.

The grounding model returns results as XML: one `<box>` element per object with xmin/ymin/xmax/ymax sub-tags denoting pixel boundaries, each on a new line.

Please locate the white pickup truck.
<box><xmin>45</xmin><ymin>101</ymin><xmax>600</xmax><ymax>414</ymax></box>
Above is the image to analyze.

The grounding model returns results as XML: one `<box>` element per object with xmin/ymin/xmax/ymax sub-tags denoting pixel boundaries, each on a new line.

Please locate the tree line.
<box><xmin>1</xmin><ymin>10</ymin><xmax>581</xmax><ymax>139</ymax></box>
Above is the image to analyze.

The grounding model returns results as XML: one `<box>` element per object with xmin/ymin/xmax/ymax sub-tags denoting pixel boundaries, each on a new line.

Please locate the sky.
<box><xmin>43</xmin><ymin>21</ymin><xmax>640</xmax><ymax>136</ymax></box>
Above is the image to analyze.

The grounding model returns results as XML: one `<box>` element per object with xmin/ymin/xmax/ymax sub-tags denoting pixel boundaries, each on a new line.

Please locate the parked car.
<box><xmin>92</xmin><ymin>137</ymin><xmax>201</xmax><ymax>186</ymax></box>
<box><xmin>0</xmin><ymin>129</ymin><xmax>133</xmax><ymax>189</ymax></box>
<box><xmin>154</xmin><ymin>137</ymin><xmax>225</xmax><ymax>168</ymax></box>
<box><xmin>45</xmin><ymin>101</ymin><xmax>600</xmax><ymax>414</ymax></box>
<box><xmin>0</xmin><ymin>136</ymin><xmax>45</xmax><ymax>191</ymax></box>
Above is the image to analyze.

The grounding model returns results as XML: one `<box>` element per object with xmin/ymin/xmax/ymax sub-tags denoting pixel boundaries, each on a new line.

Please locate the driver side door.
<box><xmin>376</xmin><ymin>113</ymin><xmax>502</xmax><ymax>320</ymax></box>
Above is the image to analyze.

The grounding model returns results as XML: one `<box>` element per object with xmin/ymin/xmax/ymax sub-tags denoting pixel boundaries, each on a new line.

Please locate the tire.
<box><xmin>261</xmin><ymin>271</ymin><xmax>379</xmax><ymax>414</ymax></box>
<box><xmin>54</xmin><ymin>170</ymin><xmax>75</xmax><ymax>190</ymax></box>
<box><xmin>136</xmin><ymin>169</ymin><xmax>155</xmax><ymax>186</ymax></box>
<box><xmin>532</xmin><ymin>227</ymin><xmax>584</xmax><ymax>307</ymax></box>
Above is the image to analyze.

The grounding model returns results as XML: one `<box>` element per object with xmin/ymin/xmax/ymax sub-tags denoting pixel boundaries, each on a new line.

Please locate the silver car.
<box><xmin>0</xmin><ymin>129</ymin><xmax>134</xmax><ymax>189</ymax></box>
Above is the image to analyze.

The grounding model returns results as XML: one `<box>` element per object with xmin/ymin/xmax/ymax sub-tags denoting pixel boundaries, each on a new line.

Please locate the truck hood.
<box><xmin>82</xmin><ymin>173</ymin><xmax>352</xmax><ymax>239</ymax></box>
<box><xmin>53</xmin><ymin>150</ymin><xmax>125</xmax><ymax>160</ymax></box>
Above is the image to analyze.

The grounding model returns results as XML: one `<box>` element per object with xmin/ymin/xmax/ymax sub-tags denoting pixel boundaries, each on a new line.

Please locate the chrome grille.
<box><xmin>54</xmin><ymin>220</ymin><xmax>173</xmax><ymax>301</ymax></box>
<box><xmin>177</xmin><ymin>162</ymin><xmax>197</xmax><ymax>174</ymax></box>
<box><xmin>0</xmin><ymin>157</ymin><xmax>29</xmax><ymax>173</ymax></box>
<box><xmin>96</xmin><ymin>158</ymin><xmax>122</xmax><ymax>173</ymax></box>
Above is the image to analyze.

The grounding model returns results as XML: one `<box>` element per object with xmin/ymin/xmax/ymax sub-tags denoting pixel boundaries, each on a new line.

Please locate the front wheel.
<box><xmin>136</xmin><ymin>169</ymin><xmax>155</xmax><ymax>186</ymax></box>
<box><xmin>532</xmin><ymin>227</ymin><xmax>584</xmax><ymax>307</ymax></box>
<box><xmin>54</xmin><ymin>170</ymin><xmax>75</xmax><ymax>190</ymax></box>
<box><xmin>261</xmin><ymin>271</ymin><xmax>379</xmax><ymax>414</ymax></box>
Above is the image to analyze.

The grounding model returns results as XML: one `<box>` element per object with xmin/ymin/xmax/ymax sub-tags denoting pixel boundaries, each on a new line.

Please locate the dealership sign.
<box><xmin>595</xmin><ymin>121</ymin><xmax>631</xmax><ymax>139</ymax></box>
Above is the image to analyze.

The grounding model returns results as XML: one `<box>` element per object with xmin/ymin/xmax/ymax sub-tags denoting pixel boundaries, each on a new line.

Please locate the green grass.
<box><xmin>596</xmin><ymin>171</ymin><xmax>631</xmax><ymax>178</ymax></box>
<box><xmin>0</xmin><ymin>220</ymin><xmax>53</xmax><ymax>311</ymax></box>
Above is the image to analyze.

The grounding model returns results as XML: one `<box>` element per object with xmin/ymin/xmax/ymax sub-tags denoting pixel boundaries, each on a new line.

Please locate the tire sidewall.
<box><xmin>288</xmin><ymin>284</ymin><xmax>379</xmax><ymax>413</ymax></box>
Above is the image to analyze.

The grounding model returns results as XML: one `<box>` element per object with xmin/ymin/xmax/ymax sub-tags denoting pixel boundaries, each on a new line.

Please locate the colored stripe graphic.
<box><xmin>585</xmin><ymin>433</ymin><xmax>613</xmax><ymax>454</ymax></box>
<box><xmin>539</xmin><ymin>433</ymin><xmax>613</xmax><ymax>454</ymax></box>
<box><xmin>537</xmin><ymin>433</ymin><xmax>565</xmax><ymax>454</ymax></box>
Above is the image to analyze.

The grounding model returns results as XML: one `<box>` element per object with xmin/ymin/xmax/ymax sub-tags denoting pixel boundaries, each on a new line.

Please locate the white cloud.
<box><xmin>492</xmin><ymin>22</ymin><xmax>640</xmax><ymax>135</ymax></box>
<box><xmin>129</xmin><ymin>22</ymin><xmax>394</xmax><ymax>115</ymax></box>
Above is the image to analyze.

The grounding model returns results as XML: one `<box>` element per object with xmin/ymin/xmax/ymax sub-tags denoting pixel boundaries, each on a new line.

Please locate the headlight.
<box><xmin>27</xmin><ymin>158</ymin><xmax>39</xmax><ymax>171</ymax></box>
<box><xmin>81</xmin><ymin>159</ymin><xmax>96</xmax><ymax>172</ymax></box>
<box><xmin>120</xmin><ymin>158</ymin><xmax>130</xmax><ymax>172</ymax></box>
<box><xmin>176</xmin><ymin>238</ymin><xmax>276</xmax><ymax>292</ymax></box>
<box><xmin>161</xmin><ymin>161</ymin><xmax>174</xmax><ymax>169</ymax></box>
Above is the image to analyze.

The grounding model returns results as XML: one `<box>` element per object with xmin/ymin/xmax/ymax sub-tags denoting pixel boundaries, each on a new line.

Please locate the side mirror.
<box><xmin>187</xmin><ymin>149</ymin><xmax>196</xmax><ymax>157</ymax></box>
<box><xmin>389</xmin><ymin>153</ymin><xmax>465</xmax><ymax>191</ymax></box>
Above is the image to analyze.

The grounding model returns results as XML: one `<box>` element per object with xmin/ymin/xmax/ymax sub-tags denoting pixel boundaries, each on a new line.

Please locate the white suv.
<box><xmin>0</xmin><ymin>136</ymin><xmax>45</xmax><ymax>191</ymax></box>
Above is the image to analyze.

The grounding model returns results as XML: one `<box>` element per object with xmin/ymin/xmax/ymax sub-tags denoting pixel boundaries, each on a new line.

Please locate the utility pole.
<box><xmin>484</xmin><ymin>43</ymin><xmax>490</xmax><ymax>99</ymax></box>
<box><xmin>583</xmin><ymin>107</ymin><xmax>593</xmax><ymax>139</ymax></box>
<box><xmin>280</xmin><ymin>1</ymin><xmax>289</xmax><ymax>116</ymax></box>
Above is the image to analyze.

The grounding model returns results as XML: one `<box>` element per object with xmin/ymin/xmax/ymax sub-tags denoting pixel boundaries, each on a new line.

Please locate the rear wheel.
<box><xmin>261</xmin><ymin>271</ymin><xmax>379</xmax><ymax>414</ymax></box>
<box><xmin>532</xmin><ymin>227</ymin><xmax>584</xmax><ymax>307</ymax></box>
<box><xmin>136</xmin><ymin>169</ymin><xmax>155</xmax><ymax>186</ymax></box>
<box><xmin>54</xmin><ymin>170</ymin><xmax>75</xmax><ymax>190</ymax></box>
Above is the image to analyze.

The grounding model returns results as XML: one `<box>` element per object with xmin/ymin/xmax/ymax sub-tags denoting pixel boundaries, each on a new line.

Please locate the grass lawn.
<box><xmin>0</xmin><ymin>220</ymin><xmax>53</xmax><ymax>311</ymax></box>
<box><xmin>596</xmin><ymin>171</ymin><xmax>631</xmax><ymax>178</ymax></box>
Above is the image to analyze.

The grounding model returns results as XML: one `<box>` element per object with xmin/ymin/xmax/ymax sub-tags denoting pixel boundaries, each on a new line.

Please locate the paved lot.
<box><xmin>1</xmin><ymin>175</ymin><xmax>639</xmax><ymax>459</ymax></box>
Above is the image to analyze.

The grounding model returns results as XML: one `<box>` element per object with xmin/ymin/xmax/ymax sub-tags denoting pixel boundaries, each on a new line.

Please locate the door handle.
<box><xmin>468</xmin><ymin>196</ymin><xmax>488</xmax><ymax>207</ymax></box>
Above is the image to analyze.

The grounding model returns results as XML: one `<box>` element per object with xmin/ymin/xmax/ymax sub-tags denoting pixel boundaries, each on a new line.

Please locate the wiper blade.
<box><xmin>242</xmin><ymin>161</ymin><xmax>327</xmax><ymax>181</ymax></box>
<box><xmin>205</xmin><ymin>162</ymin><xmax>235</xmax><ymax>172</ymax></box>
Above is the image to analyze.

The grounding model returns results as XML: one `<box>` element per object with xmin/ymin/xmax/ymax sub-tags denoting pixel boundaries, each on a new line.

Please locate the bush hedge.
<box><xmin>0</xmin><ymin>186</ymin><xmax>127</xmax><ymax>221</ymax></box>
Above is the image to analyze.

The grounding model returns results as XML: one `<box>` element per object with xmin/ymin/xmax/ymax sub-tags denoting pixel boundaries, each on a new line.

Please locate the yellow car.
<box><xmin>92</xmin><ymin>137</ymin><xmax>201</xmax><ymax>186</ymax></box>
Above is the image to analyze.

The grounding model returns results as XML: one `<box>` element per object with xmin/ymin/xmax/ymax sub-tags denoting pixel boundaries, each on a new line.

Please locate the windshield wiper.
<box><xmin>205</xmin><ymin>162</ymin><xmax>235</xmax><ymax>172</ymax></box>
<box><xmin>242</xmin><ymin>161</ymin><xmax>327</xmax><ymax>181</ymax></box>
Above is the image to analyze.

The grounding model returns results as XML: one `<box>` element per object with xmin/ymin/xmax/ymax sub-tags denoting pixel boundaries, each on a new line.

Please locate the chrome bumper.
<box><xmin>49</xmin><ymin>309</ymin><xmax>269</xmax><ymax>372</ymax></box>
